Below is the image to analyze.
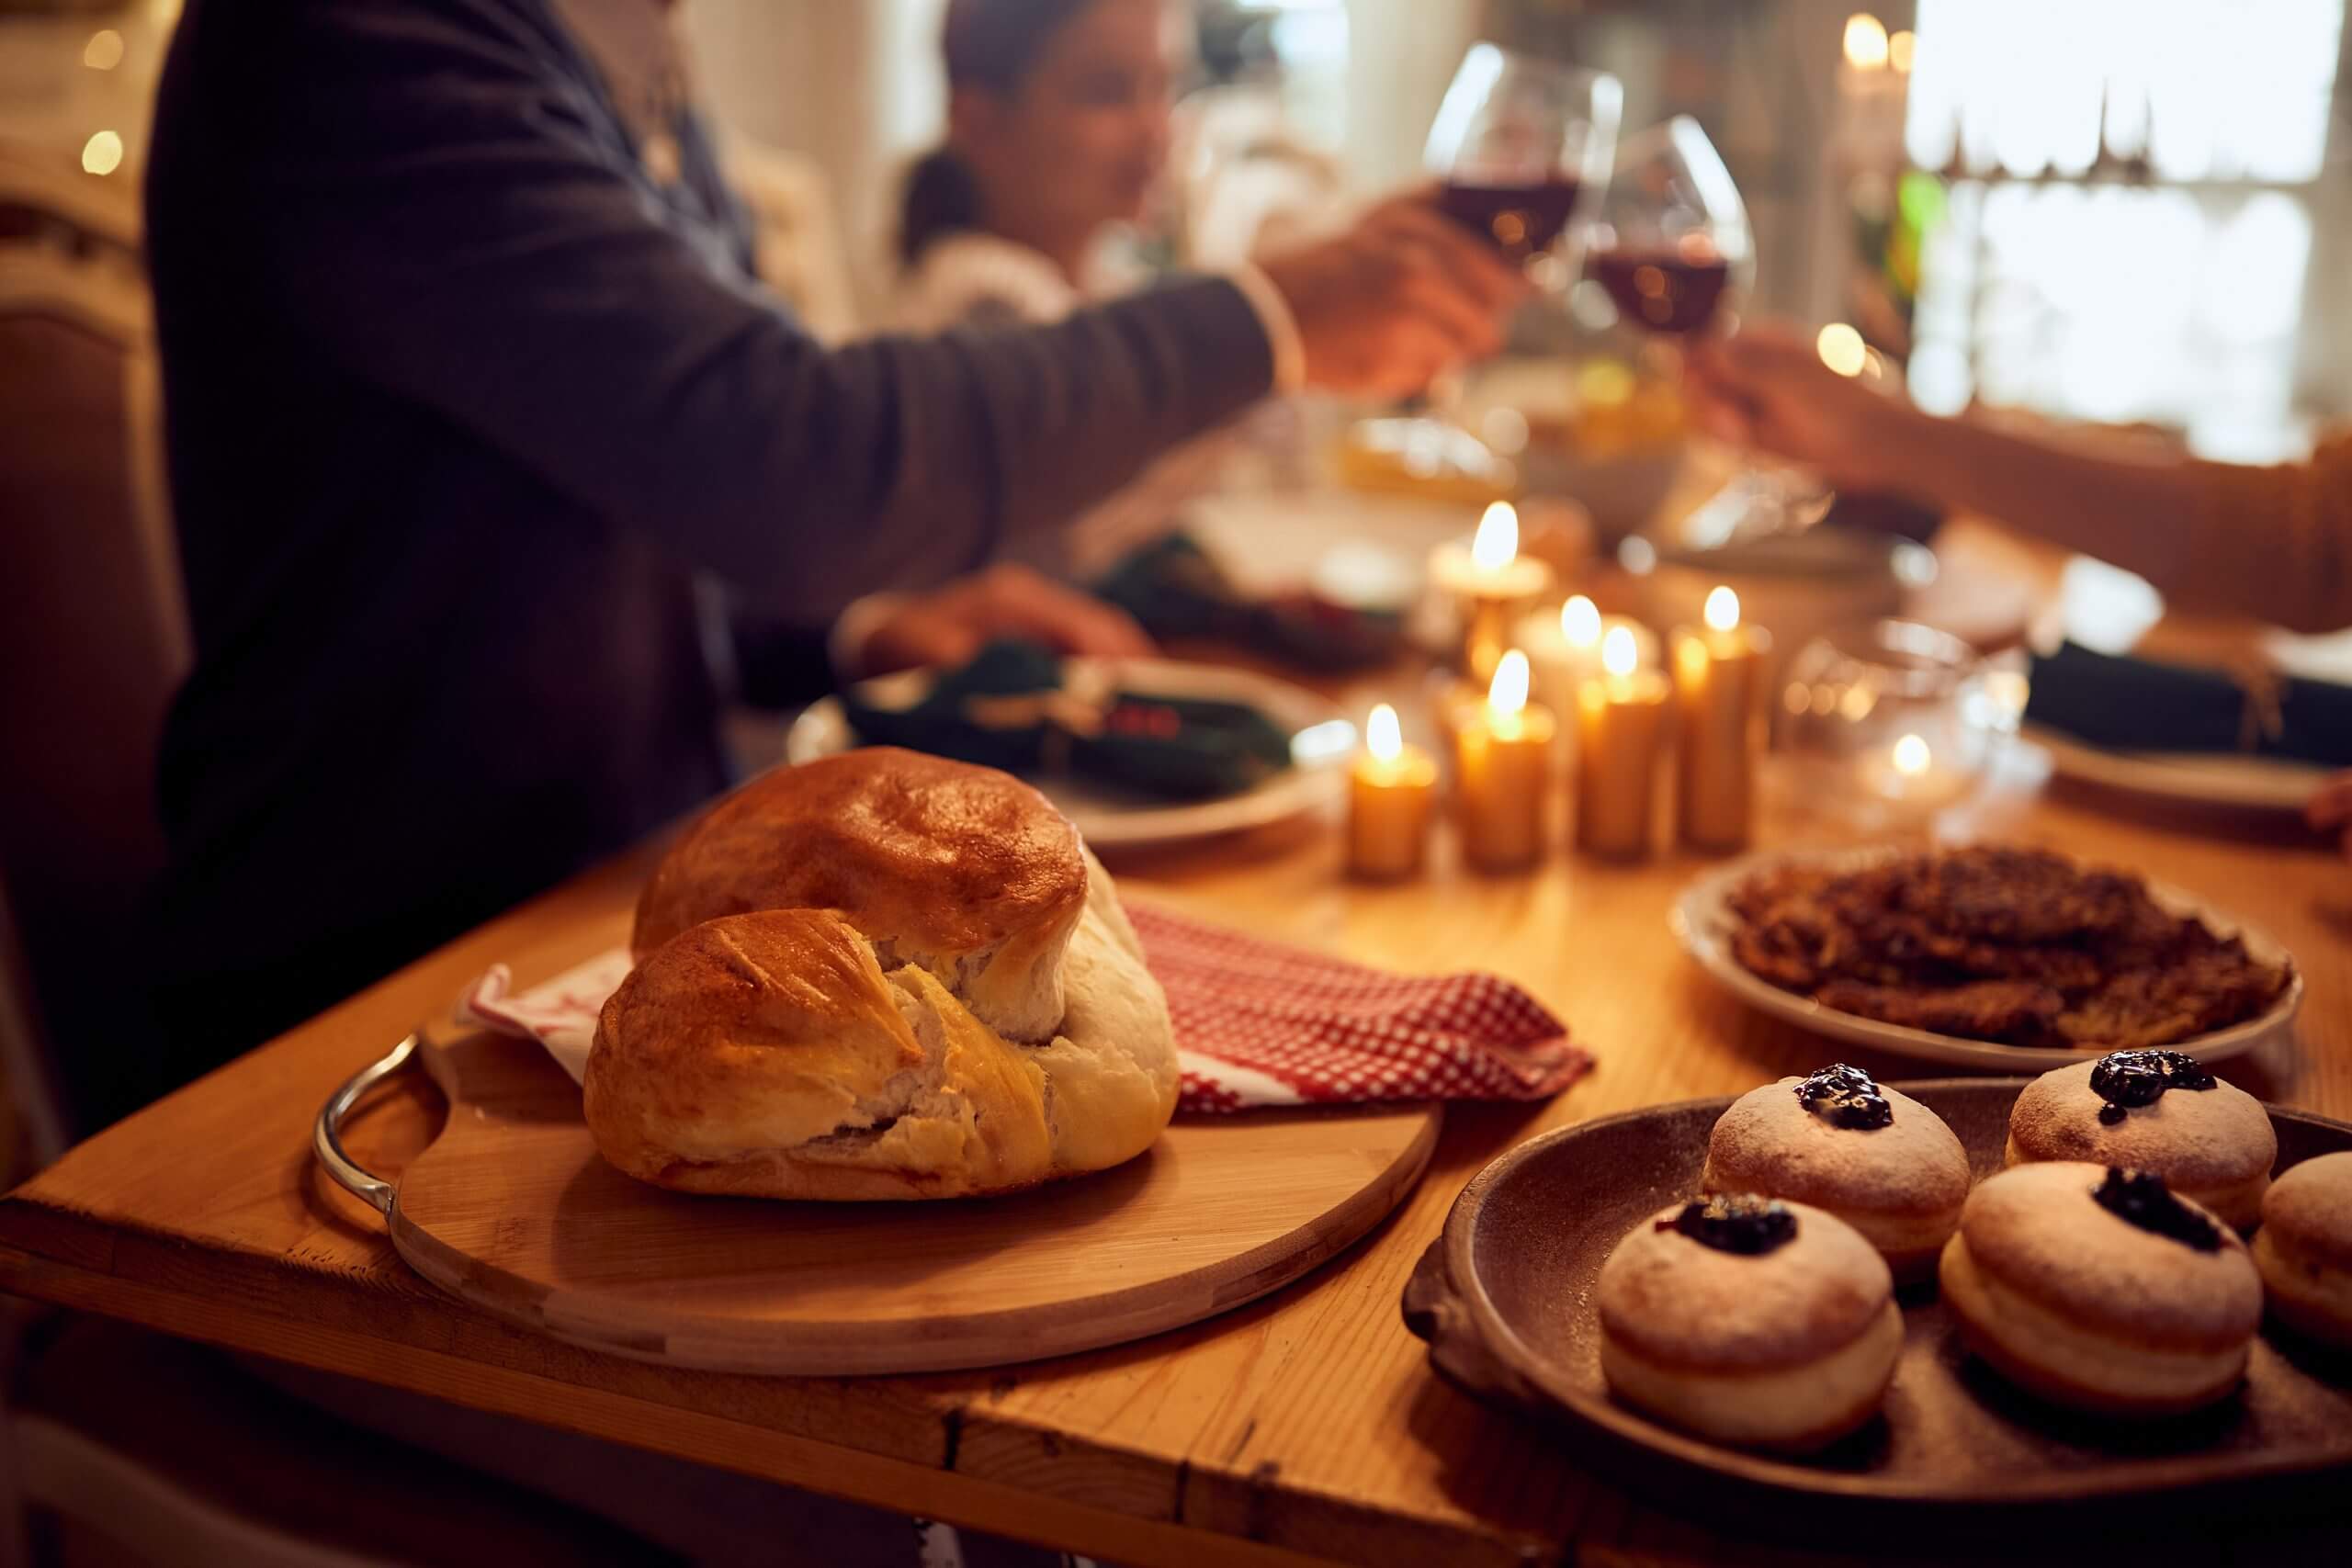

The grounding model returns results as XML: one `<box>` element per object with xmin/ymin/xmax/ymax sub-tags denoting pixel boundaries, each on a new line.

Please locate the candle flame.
<box><xmin>1561</xmin><ymin>594</ymin><xmax>1601</xmax><ymax>647</ymax></box>
<box><xmin>1601</xmin><ymin>625</ymin><xmax>1638</xmax><ymax>679</ymax></box>
<box><xmin>1367</xmin><ymin>703</ymin><xmax>1402</xmax><ymax>762</ymax></box>
<box><xmin>1487</xmin><ymin>649</ymin><xmax>1530</xmax><ymax>716</ymax></box>
<box><xmin>1843</xmin><ymin>13</ymin><xmax>1888</xmax><ymax>70</ymax></box>
<box><xmin>1703</xmin><ymin>585</ymin><xmax>1740</xmax><ymax>633</ymax></box>
<box><xmin>1893</xmin><ymin>733</ymin><xmax>1931</xmax><ymax>778</ymax></box>
<box><xmin>1470</xmin><ymin>502</ymin><xmax>1519</xmax><ymax>571</ymax></box>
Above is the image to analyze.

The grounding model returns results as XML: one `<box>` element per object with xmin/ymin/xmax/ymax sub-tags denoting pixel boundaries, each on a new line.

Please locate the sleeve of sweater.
<box><xmin>2177</xmin><ymin>431</ymin><xmax>2352</xmax><ymax>635</ymax></box>
<box><xmin>222</xmin><ymin>0</ymin><xmax>1275</xmax><ymax>622</ymax></box>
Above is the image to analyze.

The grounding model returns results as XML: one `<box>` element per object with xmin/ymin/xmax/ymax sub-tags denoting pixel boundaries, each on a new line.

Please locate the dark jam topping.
<box><xmin>1657</xmin><ymin>1195</ymin><xmax>1799</xmax><ymax>1256</ymax></box>
<box><xmin>1795</xmin><ymin>1064</ymin><xmax>1893</xmax><ymax>1130</ymax></box>
<box><xmin>2090</xmin><ymin>1049</ymin><xmax>2217</xmax><ymax>1124</ymax></box>
<box><xmin>2091</xmin><ymin>1167</ymin><xmax>2222</xmax><ymax>1252</ymax></box>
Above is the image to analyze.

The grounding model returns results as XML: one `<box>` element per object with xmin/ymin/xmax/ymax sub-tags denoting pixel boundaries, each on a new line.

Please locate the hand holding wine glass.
<box><xmin>1258</xmin><ymin>194</ymin><xmax>1531</xmax><ymax>398</ymax></box>
<box><xmin>1682</xmin><ymin>325</ymin><xmax>1916</xmax><ymax>494</ymax></box>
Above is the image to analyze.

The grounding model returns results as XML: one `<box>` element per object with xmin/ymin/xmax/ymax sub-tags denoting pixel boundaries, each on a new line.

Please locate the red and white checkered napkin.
<box><xmin>458</xmin><ymin>903</ymin><xmax>1589</xmax><ymax>1113</ymax></box>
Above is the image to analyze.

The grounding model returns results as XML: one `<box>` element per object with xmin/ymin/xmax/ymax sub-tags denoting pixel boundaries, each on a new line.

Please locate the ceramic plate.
<box><xmin>2025</xmin><ymin>724</ymin><xmax>2330</xmax><ymax>816</ymax></box>
<box><xmin>786</xmin><ymin>658</ymin><xmax>1353</xmax><ymax>850</ymax></box>
<box><xmin>1671</xmin><ymin>845</ymin><xmax>2302</xmax><ymax>1071</ymax></box>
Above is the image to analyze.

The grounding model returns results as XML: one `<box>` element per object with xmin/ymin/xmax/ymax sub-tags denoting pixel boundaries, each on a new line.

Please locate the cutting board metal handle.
<box><xmin>311</xmin><ymin>1032</ymin><xmax>420</xmax><ymax>1219</ymax></box>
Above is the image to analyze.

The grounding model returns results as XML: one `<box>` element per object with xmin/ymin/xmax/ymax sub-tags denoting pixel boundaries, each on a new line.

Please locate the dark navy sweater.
<box><xmin>133</xmin><ymin>0</ymin><xmax>1272</xmax><ymax>1107</ymax></box>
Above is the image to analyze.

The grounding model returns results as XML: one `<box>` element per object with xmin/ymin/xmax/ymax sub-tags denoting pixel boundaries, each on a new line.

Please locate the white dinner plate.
<box><xmin>1671</xmin><ymin>844</ymin><xmax>2303</xmax><ymax>1071</ymax></box>
<box><xmin>786</xmin><ymin>658</ymin><xmax>1354</xmax><ymax>851</ymax></box>
<box><xmin>2023</xmin><ymin>724</ymin><xmax>2329</xmax><ymax>816</ymax></box>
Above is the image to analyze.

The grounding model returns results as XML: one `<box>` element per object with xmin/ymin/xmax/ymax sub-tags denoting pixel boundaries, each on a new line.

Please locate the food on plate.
<box><xmin>839</xmin><ymin>638</ymin><xmax>1296</xmax><ymax>799</ymax></box>
<box><xmin>1939</xmin><ymin>1163</ymin><xmax>2262</xmax><ymax>1416</ymax></box>
<box><xmin>587</xmin><ymin>749</ymin><xmax>1179</xmax><ymax>1199</ymax></box>
<box><xmin>1724</xmin><ymin>845</ymin><xmax>2290</xmax><ymax>1050</ymax></box>
<box><xmin>1596</xmin><ymin>1194</ymin><xmax>1902</xmax><ymax>1450</ymax></box>
<box><xmin>1702</xmin><ymin>1065</ymin><xmax>1971</xmax><ymax>1281</ymax></box>
<box><xmin>2252</xmin><ymin>1150</ymin><xmax>2352</xmax><ymax>1350</ymax></box>
<box><xmin>2006</xmin><ymin>1051</ymin><xmax>2276</xmax><ymax>1230</ymax></box>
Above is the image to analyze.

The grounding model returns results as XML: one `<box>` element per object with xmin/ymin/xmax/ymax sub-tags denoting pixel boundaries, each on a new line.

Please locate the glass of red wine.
<box><xmin>1587</xmin><ymin>117</ymin><xmax>1830</xmax><ymax>544</ymax></box>
<box><xmin>1426</xmin><ymin>43</ymin><xmax>1623</xmax><ymax>288</ymax></box>
<box><xmin>1406</xmin><ymin>45</ymin><xmax>1620</xmax><ymax>477</ymax></box>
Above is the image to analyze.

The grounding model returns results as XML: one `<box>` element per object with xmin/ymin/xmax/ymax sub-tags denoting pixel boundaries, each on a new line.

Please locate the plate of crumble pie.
<box><xmin>1673</xmin><ymin>845</ymin><xmax>2301</xmax><ymax>1070</ymax></box>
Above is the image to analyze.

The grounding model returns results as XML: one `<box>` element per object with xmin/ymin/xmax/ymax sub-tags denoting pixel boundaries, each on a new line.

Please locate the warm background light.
<box><xmin>1560</xmin><ymin>594</ymin><xmax>1601</xmax><ymax>646</ymax></box>
<box><xmin>1601</xmin><ymin>626</ymin><xmax>1638</xmax><ymax>680</ymax></box>
<box><xmin>1703</xmin><ymin>585</ymin><xmax>1740</xmax><ymax>633</ymax></box>
<box><xmin>1893</xmin><ymin>733</ymin><xmax>1931</xmax><ymax>778</ymax></box>
<box><xmin>1366</xmin><ymin>703</ymin><xmax>1402</xmax><ymax>763</ymax></box>
<box><xmin>1816</xmin><ymin>321</ymin><xmax>1867</xmax><ymax>377</ymax></box>
<box><xmin>1470</xmin><ymin>502</ymin><xmax>1519</xmax><ymax>570</ymax></box>
<box><xmin>1843</xmin><ymin>12</ymin><xmax>1890</xmax><ymax>69</ymax></box>
<box><xmin>1487</xmin><ymin>649</ymin><xmax>1530</xmax><ymax>716</ymax></box>
<box><xmin>81</xmin><ymin>130</ymin><xmax>123</xmax><ymax>176</ymax></box>
<box><xmin>1887</xmin><ymin>28</ymin><xmax>1916</xmax><ymax>73</ymax></box>
<box><xmin>84</xmin><ymin>29</ymin><xmax>125</xmax><ymax>71</ymax></box>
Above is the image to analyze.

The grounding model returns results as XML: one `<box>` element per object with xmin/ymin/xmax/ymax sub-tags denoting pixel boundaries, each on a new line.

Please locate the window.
<box><xmin>1903</xmin><ymin>0</ymin><xmax>2345</xmax><ymax>457</ymax></box>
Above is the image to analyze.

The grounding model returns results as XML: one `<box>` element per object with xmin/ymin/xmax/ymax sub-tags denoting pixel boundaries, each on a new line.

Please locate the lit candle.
<box><xmin>1348</xmin><ymin>704</ymin><xmax>1439</xmax><ymax>881</ymax></box>
<box><xmin>1575</xmin><ymin>626</ymin><xmax>1671</xmax><ymax>861</ymax></box>
<box><xmin>1453</xmin><ymin>650</ymin><xmax>1555</xmax><ymax>872</ymax></box>
<box><xmin>1519</xmin><ymin>593</ymin><xmax>1661</xmax><ymax>718</ymax></box>
<box><xmin>1860</xmin><ymin>730</ymin><xmax>1969</xmax><ymax>814</ymax></box>
<box><xmin>1430</xmin><ymin>502</ymin><xmax>1556</xmax><ymax>685</ymax></box>
<box><xmin>1670</xmin><ymin>586</ymin><xmax>1772</xmax><ymax>853</ymax></box>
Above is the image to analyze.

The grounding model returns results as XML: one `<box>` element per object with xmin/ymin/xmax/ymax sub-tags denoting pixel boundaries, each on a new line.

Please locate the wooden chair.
<box><xmin>0</xmin><ymin>141</ymin><xmax>176</xmax><ymax>1158</ymax></box>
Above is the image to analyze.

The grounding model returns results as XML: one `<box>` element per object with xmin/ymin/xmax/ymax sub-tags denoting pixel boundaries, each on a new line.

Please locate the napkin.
<box><xmin>841</xmin><ymin>637</ymin><xmax>1295</xmax><ymax>799</ymax></box>
<box><xmin>1090</xmin><ymin>531</ymin><xmax>1405</xmax><ymax>671</ymax></box>
<box><xmin>2025</xmin><ymin>640</ymin><xmax>2352</xmax><ymax>768</ymax></box>
<box><xmin>458</xmin><ymin>903</ymin><xmax>1589</xmax><ymax>1113</ymax></box>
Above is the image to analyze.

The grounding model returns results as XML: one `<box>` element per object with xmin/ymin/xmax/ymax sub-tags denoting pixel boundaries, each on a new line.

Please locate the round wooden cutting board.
<box><xmin>379</xmin><ymin>1030</ymin><xmax>1442</xmax><ymax>1376</ymax></box>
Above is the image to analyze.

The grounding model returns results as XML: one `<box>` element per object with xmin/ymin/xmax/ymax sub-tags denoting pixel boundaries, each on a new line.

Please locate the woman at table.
<box><xmin>1683</xmin><ymin>328</ymin><xmax>2352</xmax><ymax>854</ymax></box>
<box><xmin>889</xmin><ymin>0</ymin><xmax>1285</xmax><ymax>572</ymax></box>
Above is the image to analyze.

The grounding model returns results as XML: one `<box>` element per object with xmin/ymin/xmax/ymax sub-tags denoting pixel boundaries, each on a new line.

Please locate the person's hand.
<box><xmin>1682</xmin><ymin>324</ymin><xmax>1920</xmax><ymax>492</ymax></box>
<box><xmin>1257</xmin><ymin>191</ymin><xmax>1529</xmax><ymax>400</ymax></box>
<box><xmin>842</xmin><ymin>563</ymin><xmax>1155</xmax><ymax>679</ymax></box>
<box><xmin>2307</xmin><ymin>772</ymin><xmax>2352</xmax><ymax>861</ymax></box>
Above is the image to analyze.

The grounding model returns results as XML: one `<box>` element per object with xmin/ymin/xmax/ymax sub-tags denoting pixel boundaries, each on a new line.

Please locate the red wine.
<box><xmin>1440</xmin><ymin>177</ymin><xmax>1582</xmax><ymax>265</ymax></box>
<box><xmin>1590</xmin><ymin>249</ymin><xmax>1732</xmax><ymax>336</ymax></box>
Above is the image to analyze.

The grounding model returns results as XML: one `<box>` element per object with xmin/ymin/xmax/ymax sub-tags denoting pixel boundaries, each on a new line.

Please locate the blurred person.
<box><xmin>892</xmin><ymin>0</ymin><xmax>1175</xmax><ymax>330</ymax></box>
<box><xmin>886</xmin><ymin>0</ymin><xmax>1465</xmax><ymax>574</ymax></box>
<box><xmin>1686</xmin><ymin>325</ymin><xmax>2352</xmax><ymax>858</ymax></box>
<box><xmin>130</xmin><ymin>0</ymin><xmax>1523</xmax><ymax>1126</ymax></box>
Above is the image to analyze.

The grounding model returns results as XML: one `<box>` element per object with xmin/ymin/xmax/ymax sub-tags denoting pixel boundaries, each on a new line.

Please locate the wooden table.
<box><xmin>4</xmin><ymin>561</ymin><xmax>2347</xmax><ymax>1568</ymax></box>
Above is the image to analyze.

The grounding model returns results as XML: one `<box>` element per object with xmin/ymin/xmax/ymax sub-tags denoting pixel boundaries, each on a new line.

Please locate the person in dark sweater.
<box><xmin>118</xmin><ymin>0</ymin><xmax>1520</xmax><ymax>1124</ymax></box>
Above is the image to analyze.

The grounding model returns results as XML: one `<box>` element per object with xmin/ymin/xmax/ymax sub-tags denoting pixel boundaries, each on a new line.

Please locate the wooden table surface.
<box><xmin>3</xmin><ymin>533</ymin><xmax>2347</xmax><ymax>1567</ymax></box>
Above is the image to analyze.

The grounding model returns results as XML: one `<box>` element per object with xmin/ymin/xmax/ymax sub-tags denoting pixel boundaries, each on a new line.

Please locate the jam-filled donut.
<box><xmin>2005</xmin><ymin>1050</ymin><xmax>2275</xmax><ymax>1230</ymax></box>
<box><xmin>1702</xmin><ymin>1065</ymin><xmax>1972</xmax><ymax>1282</ymax></box>
<box><xmin>2252</xmin><ymin>1150</ymin><xmax>2352</xmax><ymax>1350</ymax></box>
<box><xmin>1939</xmin><ymin>1163</ymin><xmax>2262</xmax><ymax>1416</ymax></box>
<box><xmin>1596</xmin><ymin>1194</ymin><xmax>1902</xmax><ymax>1450</ymax></box>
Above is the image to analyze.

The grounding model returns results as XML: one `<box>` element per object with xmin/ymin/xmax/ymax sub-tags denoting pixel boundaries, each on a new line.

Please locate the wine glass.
<box><xmin>1586</xmin><ymin>116</ymin><xmax>1830</xmax><ymax>545</ymax></box>
<box><xmin>1408</xmin><ymin>45</ymin><xmax>1621</xmax><ymax>484</ymax></box>
<box><xmin>1425</xmin><ymin>43</ymin><xmax>1623</xmax><ymax>288</ymax></box>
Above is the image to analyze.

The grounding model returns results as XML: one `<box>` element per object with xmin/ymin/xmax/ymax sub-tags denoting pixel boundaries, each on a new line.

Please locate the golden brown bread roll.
<box><xmin>589</xmin><ymin>750</ymin><xmax>1178</xmax><ymax>1200</ymax></box>
<box><xmin>634</xmin><ymin>747</ymin><xmax>1091</xmax><ymax>1042</ymax></box>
